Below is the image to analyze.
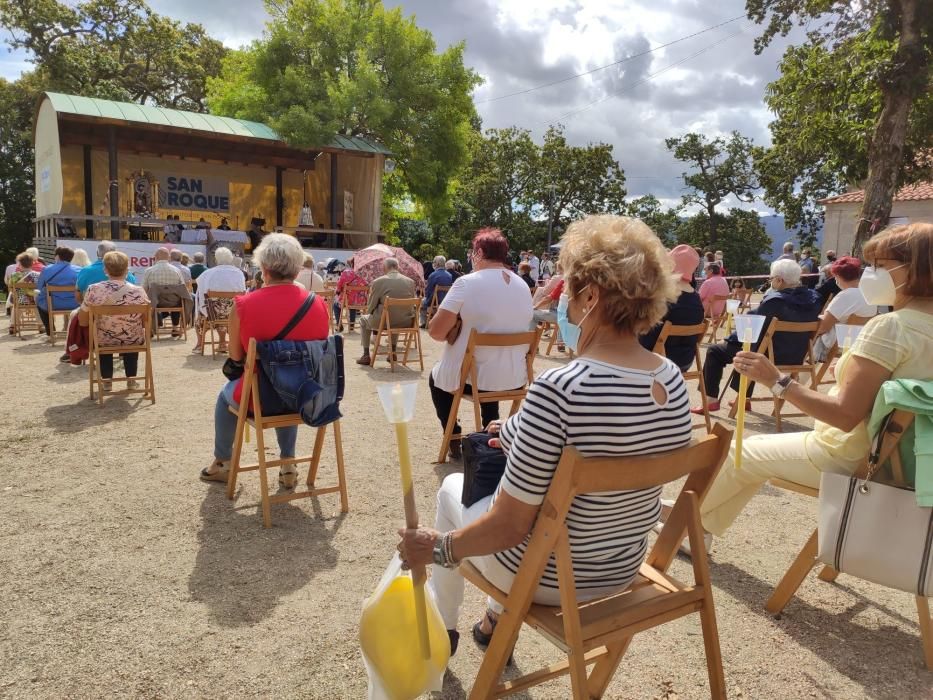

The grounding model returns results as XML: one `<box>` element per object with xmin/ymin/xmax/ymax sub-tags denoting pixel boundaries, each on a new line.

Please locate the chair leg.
<box><xmin>472</xmin><ymin>396</ymin><xmax>483</xmax><ymax>432</ymax></box>
<box><xmin>333</xmin><ymin>420</ymin><xmax>349</xmax><ymax>513</ymax></box>
<box><xmin>817</xmin><ymin>565</ymin><xmax>839</xmax><ymax>582</ymax></box>
<box><xmin>145</xmin><ymin>348</ymin><xmax>156</xmax><ymax>403</ymax></box>
<box><xmin>585</xmin><ymin>639</ymin><xmax>632</xmax><ymax>698</ymax></box>
<box><xmin>254</xmin><ymin>424</ymin><xmax>272</xmax><ymax>528</ymax></box>
<box><xmin>227</xmin><ymin>416</ymin><xmax>248</xmax><ymax>500</ymax></box>
<box><xmin>307</xmin><ymin>425</ymin><xmax>327</xmax><ymax>487</ymax></box>
<box><xmin>765</xmin><ymin>529</ymin><xmax>819</xmax><ymax>615</ymax></box>
<box><xmin>916</xmin><ymin>596</ymin><xmax>933</xmax><ymax>670</ymax></box>
<box><xmin>437</xmin><ymin>392</ymin><xmax>463</xmax><ymax>463</ymax></box>
<box><xmin>416</xmin><ymin>330</ymin><xmax>424</xmax><ymax>370</ymax></box>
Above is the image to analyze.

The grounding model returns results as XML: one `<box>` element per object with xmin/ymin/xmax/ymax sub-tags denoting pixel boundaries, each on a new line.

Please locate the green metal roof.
<box><xmin>43</xmin><ymin>92</ymin><xmax>391</xmax><ymax>155</ymax></box>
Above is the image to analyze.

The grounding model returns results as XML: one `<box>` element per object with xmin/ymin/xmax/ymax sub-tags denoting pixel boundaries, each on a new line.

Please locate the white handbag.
<box><xmin>817</xmin><ymin>413</ymin><xmax>933</xmax><ymax>597</ymax></box>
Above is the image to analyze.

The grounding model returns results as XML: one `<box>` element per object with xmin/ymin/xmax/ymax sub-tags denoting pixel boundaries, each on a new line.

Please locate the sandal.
<box><xmin>200</xmin><ymin>461</ymin><xmax>229</xmax><ymax>483</ymax></box>
<box><xmin>471</xmin><ymin>611</ymin><xmax>515</xmax><ymax>665</ymax></box>
<box><xmin>278</xmin><ymin>470</ymin><xmax>298</xmax><ymax>490</ymax></box>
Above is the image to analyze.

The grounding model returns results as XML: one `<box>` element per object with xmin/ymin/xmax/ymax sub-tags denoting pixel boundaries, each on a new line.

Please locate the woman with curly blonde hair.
<box><xmin>397</xmin><ymin>215</ymin><xmax>692</xmax><ymax>660</ymax></box>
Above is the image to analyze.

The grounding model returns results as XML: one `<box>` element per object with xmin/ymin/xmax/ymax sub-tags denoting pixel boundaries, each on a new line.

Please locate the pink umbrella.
<box><xmin>354</xmin><ymin>244</ymin><xmax>425</xmax><ymax>291</ymax></box>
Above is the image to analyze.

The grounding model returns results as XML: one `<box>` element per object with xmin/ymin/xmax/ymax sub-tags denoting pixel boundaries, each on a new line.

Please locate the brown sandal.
<box><xmin>200</xmin><ymin>461</ymin><xmax>229</xmax><ymax>483</ymax></box>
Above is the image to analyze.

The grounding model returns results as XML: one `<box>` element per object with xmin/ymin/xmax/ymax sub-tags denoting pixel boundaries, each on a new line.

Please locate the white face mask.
<box><xmin>859</xmin><ymin>264</ymin><xmax>906</xmax><ymax>306</ymax></box>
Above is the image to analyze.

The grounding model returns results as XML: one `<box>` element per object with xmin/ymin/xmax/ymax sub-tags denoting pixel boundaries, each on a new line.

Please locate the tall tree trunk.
<box><xmin>707</xmin><ymin>203</ymin><xmax>718</xmax><ymax>247</ymax></box>
<box><xmin>853</xmin><ymin>0</ymin><xmax>929</xmax><ymax>255</ymax></box>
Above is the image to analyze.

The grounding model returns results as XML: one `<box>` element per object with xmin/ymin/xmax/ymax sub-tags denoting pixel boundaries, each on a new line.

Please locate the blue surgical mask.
<box><xmin>556</xmin><ymin>286</ymin><xmax>592</xmax><ymax>352</ymax></box>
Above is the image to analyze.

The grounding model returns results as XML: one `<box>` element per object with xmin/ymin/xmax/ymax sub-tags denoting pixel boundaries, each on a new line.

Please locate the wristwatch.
<box><xmin>770</xmin><ymin>374</ymin><xmax>793</xmax><ymax>398</ymax></box>
<box><xmin>432</xmin><ymin>532</ymin><xmax>459</xmax><ymax>569</ymax></box>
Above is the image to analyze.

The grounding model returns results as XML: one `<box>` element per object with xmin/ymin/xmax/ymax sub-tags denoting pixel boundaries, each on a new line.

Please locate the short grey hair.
<box><xmin>155</xmin><ymin>247</ymin><xmax>170</xmax><ymax>261</ymax></box>
<box><xmin>214</xmin><ymin>247</ymin><xmax>235</xmax><ymax>267</ymax></box>
<box><xmin>193</xmin><ymin>252</ymin><xmax>205</xmax><ymax>263</ymax></box>
<box><xmin>303</xmin><ymin>253</ymin><xmax>316</xmax><ymax>269</ymax></box>
<box><xmin>771</xmin><ymin>258</ymin><xmax>802</xmax><ymax>285</ymax></box>
<box><xmin>433</xmin><ymin>255</ymin><xmax>446</xmax><ymax>269</ymax></box>
<box><xmin>97</xmin><ymin>241</ymin><xmax>116</xmax><ymax>259</ymax></box>
<box><xmin>254</xmin><ymin>233</ymin><xmax>304</xmax><ymax>280</ymax></box>
<box><xmin>782</xmin><ymin>241</ymin><xmax>794</xmax><ymax>253</ymax></box>
<box><xmin>445</xmin><ymin>260</ymin><xmax>455</xmax><ymax>270</ymax></box>
<box><xmin>26</xmin><ymin>247</ymin><xmax>39</xmax><ymax>259</ymax></box>
<box><xmin>384</xmin><ymin>257</ymin><xmax>399</xmax><ymax>271</ymax></box>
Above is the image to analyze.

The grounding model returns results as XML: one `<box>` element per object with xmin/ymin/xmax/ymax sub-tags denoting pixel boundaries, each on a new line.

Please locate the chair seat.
<box><xmin>228</xmin><ymin>405</ymin><xmax>302</xmax><ymax>429</ymax></box>
<box><xmin>462</xmin><ymin>562</ymin><xmax>703</xmax><ymax>653</ymax></box>
<box><xmin>768</xmin><ymin>478</ymin><xmax>818</xmax><ymax>498</ymax></box>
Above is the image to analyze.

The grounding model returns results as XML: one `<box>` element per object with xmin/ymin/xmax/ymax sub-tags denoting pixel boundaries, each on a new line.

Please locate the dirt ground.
<box><xmin>0</xmin><ymin>315</ymin><xmax>930</xmax><ymax>700</ymax></box>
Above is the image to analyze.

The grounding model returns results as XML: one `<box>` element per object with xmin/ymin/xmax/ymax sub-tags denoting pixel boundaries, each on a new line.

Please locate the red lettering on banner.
<box><xmin>129</xmin><ymin>257</ymin><xmax>154</xmax><ymax>268</ymax></box>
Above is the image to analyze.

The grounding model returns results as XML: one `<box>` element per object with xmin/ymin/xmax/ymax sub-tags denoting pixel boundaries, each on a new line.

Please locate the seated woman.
<box><xmin>334</xmin><ymin>258</ymin><xmax>367</xmax><ymax>332</ymax></box>
<box><xmin>78</xmin><ymin>251</ymin><xmax>150</xmax><ymax>389</ymax></box>
<box><xmin>398</xmin><ymin>215</ymin><xmax>692</xmax><ymax>656</ymax></box>
<box><xmin>811</xmin><ymin>255</ymin><xmax>877</xmax><ymax>361</ymax></box>
<box><xmin>694</xmin><ymin>223</ymin><xmax>933</xmax><ymax>544</ymax></box>
<box><xmin>640</xmin><ymin>244</ymin><xmax>705</xmax><ymax>372</ymax></box>
<box><xmin>517</xmin><ymin>262</ymin><xmax>536</xmax><ymax>290</ymax></box>
<box><xmin>201</xmin><ymin>234</ymin><xmax>329</xmax><ymax>489</ymax></box>
<box><xmin>426</xmin><ymin>228</ymin><xmax>533</xmax><ymax>460</ymax></box>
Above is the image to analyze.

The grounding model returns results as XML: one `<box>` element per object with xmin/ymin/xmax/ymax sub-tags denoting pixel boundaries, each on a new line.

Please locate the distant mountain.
<box><xmin>759</xmin><ymin>214</ymin><xmax>823</xmax><ymax>261</ymax></box>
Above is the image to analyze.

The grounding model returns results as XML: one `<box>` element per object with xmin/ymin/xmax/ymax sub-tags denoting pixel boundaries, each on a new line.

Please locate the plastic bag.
<box><xmin>360</xmin><ymin>554</ymin><xmax>450</xmax><ymax>700</ymax></box>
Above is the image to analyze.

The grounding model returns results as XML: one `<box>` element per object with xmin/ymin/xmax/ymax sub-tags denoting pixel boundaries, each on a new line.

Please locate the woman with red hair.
<box><xmin>811</xmin><ymin>255</ymin><xmax>878</xmax><ymax>360</ymax></box>
<box><xmin>426</xmin><ymin>228</ymin><xmax>533</xmax><ymax>460</ymax></box>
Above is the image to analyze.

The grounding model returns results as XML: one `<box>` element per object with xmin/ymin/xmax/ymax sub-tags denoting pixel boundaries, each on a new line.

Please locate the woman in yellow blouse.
<box><xmin>698</xmin><ymin>223</ymin><xmax>933</xmax><ymax>537</ymax></box>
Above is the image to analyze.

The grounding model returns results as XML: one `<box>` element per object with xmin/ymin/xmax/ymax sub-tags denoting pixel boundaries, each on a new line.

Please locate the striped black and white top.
<box><xmin>494</xmin><ymin>357</ymin><xmax>692</xmax><ymax>591</ymax></box>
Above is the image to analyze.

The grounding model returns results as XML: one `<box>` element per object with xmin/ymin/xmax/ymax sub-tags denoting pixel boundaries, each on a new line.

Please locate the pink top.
<box><xmin>82</xmin><ymin>280</ymin><xmax>150</xmax><ymax>346</ymax></box>
<box><xmin>336</xmin><ymin>269</ymin><xmax>367</xmax><ymax>306</ymax></box>
<box><xmin>699</xmin><ymin>275</ymin><xmax>730</xmax><ymax>316</ymax></box>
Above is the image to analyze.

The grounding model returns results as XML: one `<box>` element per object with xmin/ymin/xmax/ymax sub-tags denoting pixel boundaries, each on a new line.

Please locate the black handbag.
<box><xmin>460</xmin><ymin>431</ymin><xmax>507</xmax><ymax>507</ymax></box>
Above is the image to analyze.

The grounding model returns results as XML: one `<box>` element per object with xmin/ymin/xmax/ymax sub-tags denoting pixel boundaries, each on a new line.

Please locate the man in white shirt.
<box><xmin>296</xmin><ymin>253</ymin><xmax>325</xmax><ymax>292</ymax></box>
<box><xmin>527</xmin><ymin>252</ymin><xmax>540</xmax><ymax>281</ymax></box>
<box><xmin>193</xmin><ymin>246</ymin><xmax>247</xmax><ymax>352</ymax></box>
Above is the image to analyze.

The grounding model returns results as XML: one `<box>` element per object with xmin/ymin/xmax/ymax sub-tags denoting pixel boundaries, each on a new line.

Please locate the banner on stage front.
<box><xmin>157</xmin><ymin>173</ymin><xmax>230</xmax><ymax>212</ymax></box>
<box><xmin>59</xmin><ymin>239</ymin><xmax>205</xmax><ymax>273</ymax></box>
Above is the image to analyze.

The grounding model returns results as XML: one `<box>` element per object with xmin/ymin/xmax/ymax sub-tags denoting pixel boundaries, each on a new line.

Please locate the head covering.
<box><xmin>669</xmin><ymin>244</ymin><xmax>700</xmax><ymax>282</ymax></box>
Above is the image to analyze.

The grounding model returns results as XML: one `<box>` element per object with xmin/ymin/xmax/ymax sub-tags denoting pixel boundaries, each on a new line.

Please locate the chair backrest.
<box><xmin>820</xmin><ymin>293</ymin><xmax>835</xmax><ymax>314</ymax></box>
<box><xmin>380</xmin><ymin>296</ymin><xmax>420</xmax><ymax>331</ymax></box>
<box><xmin>205</xmin><ymin>290</ymin><xmax>242</xmax><ymax>322</ymax></box>
<box><xmin>343</xmin><ymin>284</ymin><xmax>369</xmax><ymax>307</ymax></box>
<box><xmin>652</xmin><ymin>320</ymin><xmax>708</xmax><ymax>353</ymax></box>
<box><xmin>88</xmin><ymin>304</ymin><xmax>152</xmax><ymax>351</ymax></box>
<box><xmin>460</xmin><ymin>328</ymin><xmax>541</xmax><ymax>393</ymax></box>
<box><xmin>46</xmin><ymin>284</ymin><xmax>77</xmax><ymax>311</ymax></box>
<box><xmin>10</xmin><ymin>281</ymin><xmax>36</xmax><ymax>306</ymax></box>
<box><xmin>760</xmin><ymin>319</ymin><xmax>820</xmax><ymax>367</ymax></box>
<box><xmin>430</xmin><ymin>285</ymin><xmax>451</xmax><ymax>307</ymax></box>
<box><xmin>512</xmin><ymin>424</ymin><xmax>732</xmax><ymax>591</ymax></box>
<box><xmin>863</xmin><ymin>409</ymin><xmax>917</xmax><ymax>486</ymax></box>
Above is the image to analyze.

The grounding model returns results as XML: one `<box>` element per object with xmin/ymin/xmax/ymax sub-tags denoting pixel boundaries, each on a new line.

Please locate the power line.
<box><xmin>474</xmin><ymin>14</ymin><xmax>745</xmax><ymax>104</ymax></box>
<box><xmin>543</xmin><ymin>27</ymin><xmax>746</xmax><ymax>126</ymax></box>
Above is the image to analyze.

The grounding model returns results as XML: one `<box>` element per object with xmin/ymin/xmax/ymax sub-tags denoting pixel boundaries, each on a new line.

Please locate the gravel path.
<box><xmin>0</xmin><ymin>319</ymin><xmax>929</xmax><ymax>699</ymax></box>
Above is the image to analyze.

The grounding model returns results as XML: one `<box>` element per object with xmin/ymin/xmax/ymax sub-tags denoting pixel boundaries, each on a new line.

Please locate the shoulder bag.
<box><xmin>817</xmin><ymin>412</ymin><xmax>933</xmax><ymax>597</ymax></box>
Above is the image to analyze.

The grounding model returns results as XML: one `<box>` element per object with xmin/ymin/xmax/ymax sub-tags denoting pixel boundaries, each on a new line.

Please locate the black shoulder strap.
<box><xmin>274</xmin><ymin>292</ymin><xmax>316</xmax><ymax>340</ymax></box>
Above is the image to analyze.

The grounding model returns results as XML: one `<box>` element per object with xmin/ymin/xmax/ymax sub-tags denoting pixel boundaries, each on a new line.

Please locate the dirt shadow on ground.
<box><xmin>187</xmin><ymin>487</ymin><xmax>343</xmax><ymax>628</ymax></box>
<box><xmin>182</xmin><ymin>353</ymin><xmax>224</xmax><ymax>373</ymax></box>
<box><xmin>45</xmin><ymin>363</ymin><xmax>87</xmax><ymax>385</ymax></box>
<box><xmin>710</xmin><ymin>560</ymin><xmax>928</xmax><ymax>689</ymax></box>
<box><xmin>43</xmin><ymin>396</ymin><xmax>145</xmax><ymax>432</ymax></box>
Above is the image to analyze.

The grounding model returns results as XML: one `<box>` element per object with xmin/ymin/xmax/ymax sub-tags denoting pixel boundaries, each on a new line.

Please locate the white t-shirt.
<box><xmin>820</xmin><ymin>286</ymin><xmax>878</xmax><ymax>348</ymax></box>
<box><xmin>430</xmin><ymin>268</ymin><xmax>534</xmax><ymax>393</ymax></box>
<box><xmin>296</xmin><ymin>269</ymin><xmax>325</xmax><ymax>292</ymax></box>
<box><xmin>195</xmin><ymin>265</ymin><xmax>247</xmax><ymax>316</ymax></box>
<box><xmin>528</xmin><ymin>255</ymin><xmax>540</xmax><ymax>280</ymax></box>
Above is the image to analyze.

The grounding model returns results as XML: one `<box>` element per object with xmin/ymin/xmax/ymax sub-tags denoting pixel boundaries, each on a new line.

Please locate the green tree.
<box><xmin>676</xmin><ymin>209</ymin><xmax>771</xmax><ymax>276</ymax></box>
<box><xmin>665</xmin><ymin>131</ymin><xmax>759</xmax><ymax>248</ymax></box>
<box><xmin>624</xmin><ymin>194</ymin><xmax>682</xmax><ymax>247</ymax></box>
<box><xmin>0</xmin><ymin>78</ymin><xmax>36</xmax><ymax>266</ymax></box>
<box><xmin>208</xmin><ymin>0</ymin><xmax>481</xmax><ymax>222</ymax></box>
<box><xmin>0</xmin><ymin>0</ymin><xmax>226</xmax><ymax>110</ymax></box>
<box><xmin>747</xmin><ymin>0</ymin><xmax>933</xmax><ymax>253</ymax></box>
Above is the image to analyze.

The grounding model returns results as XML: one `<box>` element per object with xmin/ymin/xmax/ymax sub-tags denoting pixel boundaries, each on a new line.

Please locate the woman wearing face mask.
<box><xmin>399</xmin><ymin>215</ymin><xmax>692</xmax><ymax>660</ymax></box>
<box><xmin>690</xmin><ymin>223</ymin><xmax>933</xmax><ymax>545</ymax></box>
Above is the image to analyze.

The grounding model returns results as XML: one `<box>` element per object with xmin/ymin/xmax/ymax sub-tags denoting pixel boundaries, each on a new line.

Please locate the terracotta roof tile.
<box><xmin>820</xmin><ymin>181</ymin><xmax>933</xmax><ymax>205</ymax></box>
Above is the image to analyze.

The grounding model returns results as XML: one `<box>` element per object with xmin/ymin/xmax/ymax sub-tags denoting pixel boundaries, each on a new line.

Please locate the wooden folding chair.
<box><xmin>652</xmin><ymin>320</ymin><xmax>712</xmax><ymax>432</ymax></box>
<box><xmin>813</xmin><ymin>314</ymin><xmax>874</xmax><ymax>387</ymax></box>
<box><xmin>729</xmin><ymin>319</ymin><xmax>820</xmax><ymax>431</ymax></box>
<box><xmin>426</xmin><ymin>284</ymin><xmax>451</xmax><ymax>324</ymax></box>
<box><xmin>735</xmin><ymin>287</ymin><xmax>754</xmax><ymax>314</ymax></box>
<box><xmin>87</xmin><ymin>304</ymin><xmax>155</xmax><ymax>406</ymax></box>
<box><xmin>436</xmin><ymin>328</ymin><xmax>542</xmax><ymax>463</ymax></box>
<box><xmin>45</xmin><ymin>284</ymin><xmax>77</xmax><ymax>345</ymax></box>
<box><xmin>226</xmin><ymin>338</ymin><xmax>349</xmax><ymax>528</ymax></box>
<box><xmin>318</xmin><ymin>288</ymin><xmax>337</xmax><ymax>334</ymax></box>
<box><xmin>153</xmin><ymin>302</ymin><xmax>188</xmax><ymax>341</ymax></box>
<box><xmin>340</xmin><ymin>284</ymin><xmax>369</xmax><ymax>331</ymax></box>
<box><xmin>202</xmin><ymin>291</ymin><xmax>241</xmax><ymax>359</ymax></box>
<box><xmin>10</xmin><ymin>281</ymin><xmax>42</xmax><ymax>338</ymax></box>
<box><xmin>764</xmin><ymin>409</ymin><xmax>933</xmax><ymax>669</ymax></box>
<box><xmin>703</xmin><ymin>295</ymin><xmax>731</xmax><ymax>343</ymax></box>
<box><xmin>370</xmin><ymin>297</ymin><xmax>423</xmax><ymax>371</ymax></box>
<box><xmin>460</xmin><ymin>424</ymin><xmax>733</xmax><ymax>699</ymax></box>
<box><xmin>537</xmin><ymin>319</ymin><xmax>573</xmax><ymax>357</ymax></box>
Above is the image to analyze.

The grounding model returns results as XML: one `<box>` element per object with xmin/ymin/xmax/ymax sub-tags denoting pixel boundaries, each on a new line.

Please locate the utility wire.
<box><xmin>474</xmin><ymin>14</ymin><xmax>745</xmax><ymax>104</ymax></box>
<box><xmin>542</xmin><ymin>27</ymin><xmax>746</xmax><ymax>126</ymax></box>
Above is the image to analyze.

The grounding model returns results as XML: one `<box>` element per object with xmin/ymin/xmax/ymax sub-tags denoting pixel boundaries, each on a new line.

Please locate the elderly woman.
<box><xmin>334</xmin><ymin>258</ymin><xmax>367</xmax><ymax>332</ymax></box>
<box><xmin>201</xmin><ymin>234</ymin><xmax>329</xmax><ymax>489</ymax></box>
<box><xmin>8</xmin><ymin>252</ymin><xmax>41</xmax><ymax>335</ymax></box>
<box><xmin>192</xmin><ymin>246</ymin><xmax>247</xmax><ymax>353</ymax></box>
<box><xmin>296</xmin><ymin>253</ymin><xmax>326</xmax><ymax>292</ymax></box>
<box><xmin>78</xmin><ymin>251</ymin><xmax>150</xmax><ymax>388</ymax></box>
<box><xmin>691</xmin><ymin>223</ymin><xmax>933</xmax><ymax>542</ymax></box>
<box><xmin>427</xmin><ymin>228</ymin><xmax>534</xmax><ymax>460</ymax></box>
<box><xmin>399</xmin><ymin>215</ymin><xmax>692</xmax><ymax>656</ymax></box>
<box><xmin>811</xmin><ymin>255</ymin><xmax>877</xmax><ymax>360</ymax></box>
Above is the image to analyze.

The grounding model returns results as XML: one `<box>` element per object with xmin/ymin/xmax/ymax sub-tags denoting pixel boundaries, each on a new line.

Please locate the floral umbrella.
<box><xmin>353</xmin><ymin>243</ymin><xmax>425</xmax><ymax>291</ymax></box>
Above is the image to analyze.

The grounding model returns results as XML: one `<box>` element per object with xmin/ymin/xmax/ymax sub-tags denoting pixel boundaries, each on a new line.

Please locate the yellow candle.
<box><xmin>394</xmin><ymin>419</ymin><xmax>432</xmax><ymax>660</ymax></box>
<box><xmin>734</xmin><ymin>328</ymin><xmax>753</xmax><ymax>470</ymax></box>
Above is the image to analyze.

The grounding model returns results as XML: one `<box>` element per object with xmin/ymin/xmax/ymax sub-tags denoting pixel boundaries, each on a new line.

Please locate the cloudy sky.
<box><xmin>0</xmin><ymin>0</ymin><xmax>800</xmax><ymax>209</ymax></box>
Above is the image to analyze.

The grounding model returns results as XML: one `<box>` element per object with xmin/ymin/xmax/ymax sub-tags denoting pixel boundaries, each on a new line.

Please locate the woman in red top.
<box><xmin>334</xmin><ymin>258</ymin><xmax>367</xmax><ymax>332</ymax></box>
<box><xmin>201</xmin><ymin>234</ymin><xmax>329</xmax><ymax>489</ymax></box>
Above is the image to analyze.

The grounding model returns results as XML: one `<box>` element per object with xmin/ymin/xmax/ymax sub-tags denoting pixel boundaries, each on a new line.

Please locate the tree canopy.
<box><xmin>747</xmin><ymin>0</ymin><xmax>933</xmax><ymax>252</ymax></box>
<box><xmin>207</xmin><ymin>0</ymin><xmax>481</xmax><ymax>222</ymax></box>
